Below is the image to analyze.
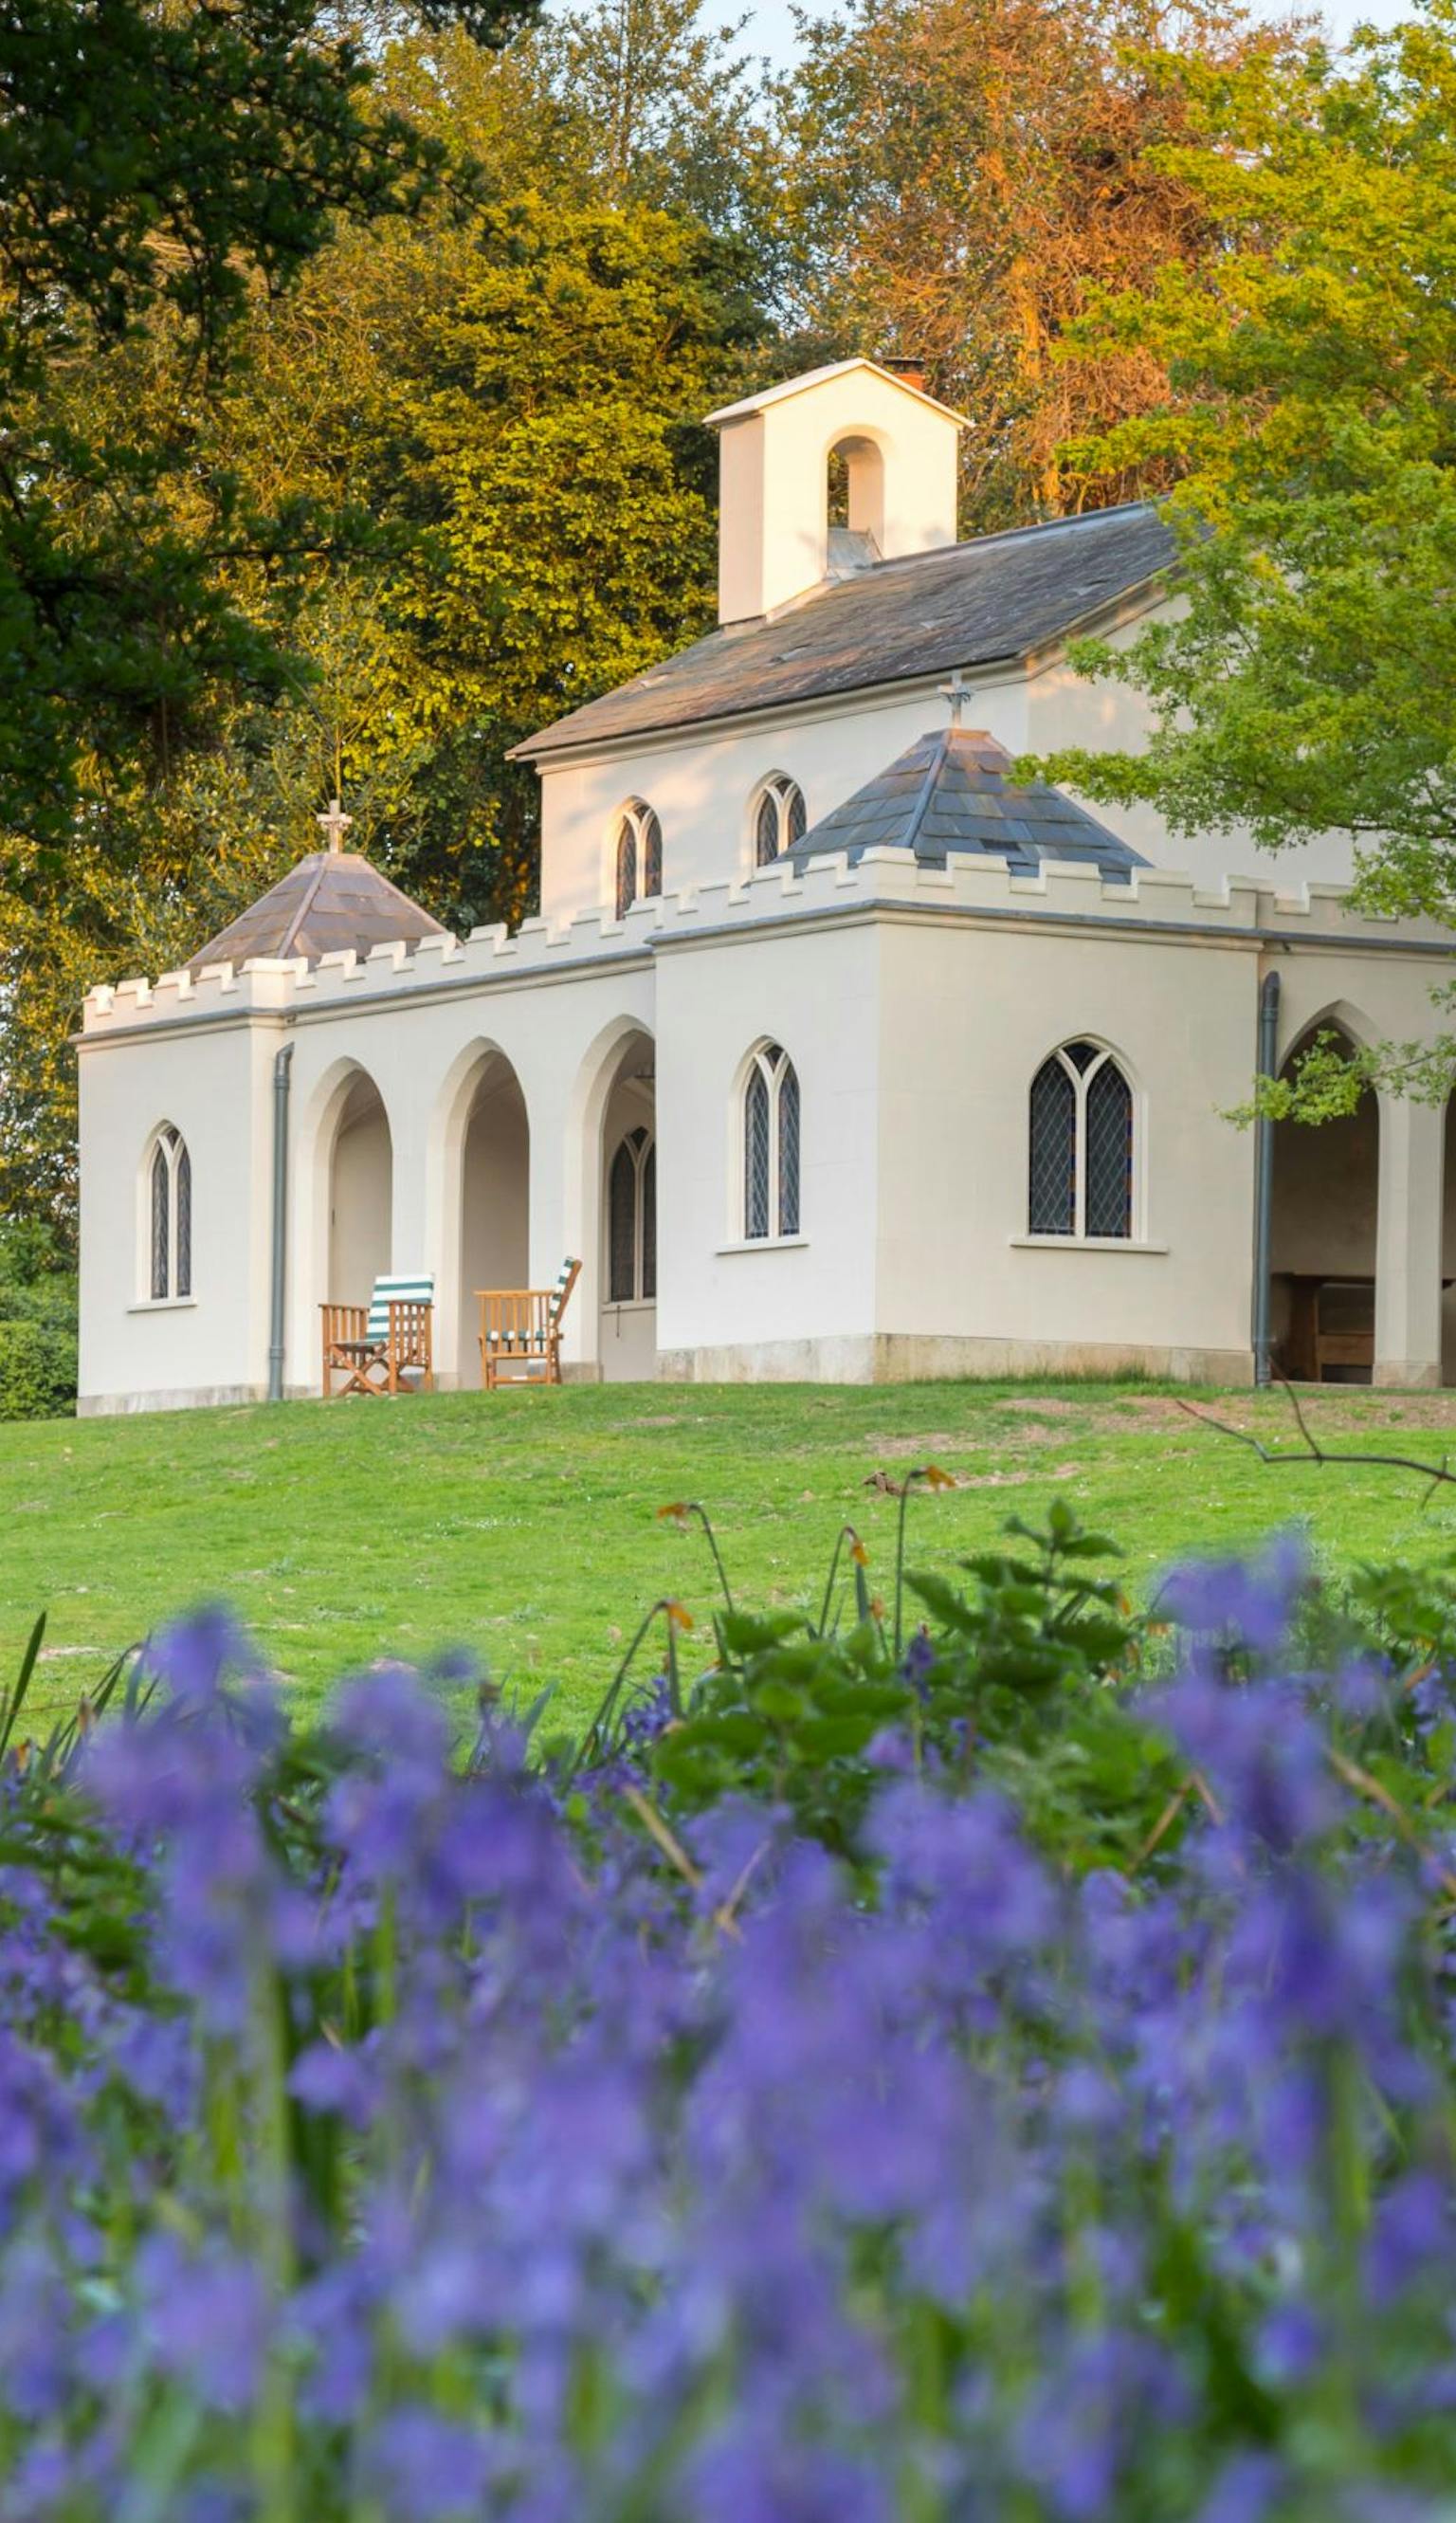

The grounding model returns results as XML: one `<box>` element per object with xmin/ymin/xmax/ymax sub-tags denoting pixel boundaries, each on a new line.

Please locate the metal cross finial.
<box><xmin>938</xmin><ymin>670</ymin><xmax>972</xmax><ymax>730</ymax></box>
<box><xmin>317</xmin><ymin>795</ymin><xmax>353</xmax><ymax>854</ymax></box>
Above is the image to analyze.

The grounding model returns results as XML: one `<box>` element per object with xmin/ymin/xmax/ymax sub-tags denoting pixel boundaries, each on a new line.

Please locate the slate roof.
<box><xmin>189</xmin><ymin>851</ymin><xmax>446</xmax><ymax>974</ymax></box>
<box><xmin>515</xmin><ymin>501</ymin><xmax>1174</xmax><ymax>760</ymax></box>
<box><xmin>788</xmin><ymin>728</ymin><xmax>1148</xmax><ymax>883</ymax></box>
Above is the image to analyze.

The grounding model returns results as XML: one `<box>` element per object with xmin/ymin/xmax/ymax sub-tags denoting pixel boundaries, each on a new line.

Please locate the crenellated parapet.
<box><xmin>79</xmin><ymin>849</ymin><xmax>1451</xmax><ymax>1037</ymax></box>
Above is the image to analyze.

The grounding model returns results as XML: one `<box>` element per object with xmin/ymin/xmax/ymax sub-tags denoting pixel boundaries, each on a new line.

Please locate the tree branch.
<box><xmin>1174</xmin><ymin>1377</ymin><xmax>1456</xmax><ymax>1504</ymax></box>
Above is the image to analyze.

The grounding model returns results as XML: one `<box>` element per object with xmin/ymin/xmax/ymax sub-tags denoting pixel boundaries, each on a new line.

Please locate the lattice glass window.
<box><xmin>778</xmin><ymin>1059</ymin><xmax>800</xmax><ymax>1234</ymax></box>
<box><xmin>150</xmin><ymin>1143</ymin><xmax>171</xmax><ymax>1300</ymax></box>
<box><xmin>612</xmin><ymin>800</ymin><xmax>661</xmax><ymax>916</ymax></box>
<box><xmin>754</xmin><ymin>776</ymin><xmax>808</xmax><ymax>868</ymax></box>
<box><xmin>607</xmin><ymin>1127</ymin><xmax>655</xmax><ymax>1303</ymax></box>
<box><xmin>175</xmin><ymin>1141</ymin><xmax>192</xmax><ymax>1297</ymax></box>
<box><xmin>1027</xmin><ymin>1042</ymin><xmax>1135</xmax><ymax>1241</ymax></box>
<box><xmin>147</xmin><ymin>1124</ymin><xmax>192</xmax><ymax>1299</ymax></box>
<box><xmin>744</xmin><ymin>1065</ymin><xmax>771</xmax><ymax>1238</ymax></box>
<box><xmin>1084</xmin><ymin>1059</ymin><xmax>1133</xmax><ymax>1238</ymax></box>
<box><xmin>614</xmin><ymin>823</ymin><xmax>636</xmax><ymax>922</ymax></box>
<box><xmin>741</xmin><ymin>1043</ymin><xmax>801</xmax><ymax>1239</ymax></box>
<box><xmin>609</xmin><ymin>1139</ymin><xmax>638</xmax><ymax>1301</ymax></box>
<box><xmin>1028</xmin><ymin>1058</ymin><xmax>1076</xmax><ymax>1235</ymax></box>
<box><xmin>642</xmin><ymin>1143</ymin><xmax>657</xmax><ymax>1301</ymax></box>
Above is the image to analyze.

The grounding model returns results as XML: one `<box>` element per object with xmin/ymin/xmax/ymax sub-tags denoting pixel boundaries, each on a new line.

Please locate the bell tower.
<box><xmin>704</xmin><ymin>358</ymin><xmax>964</xmax><ymax>626</ymax></box>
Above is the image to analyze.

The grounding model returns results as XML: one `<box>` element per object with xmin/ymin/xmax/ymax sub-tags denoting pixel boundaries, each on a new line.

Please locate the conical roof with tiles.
<box><xmin>787</xmin><ymin>728</ymin><xmax>1147</xmax><ymax>883</ymax></box>
<box><xmin>189</xmin><ymin>851</ymin><xmax>446</xmax><ymax>975</ymax></box>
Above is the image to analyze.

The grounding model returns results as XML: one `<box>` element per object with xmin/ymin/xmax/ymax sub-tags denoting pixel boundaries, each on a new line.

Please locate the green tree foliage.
<box><xmin>775</xmin><ymin>0</ymin><xmax>1293</xmax><ymax>526</ymax></box>
<box><xmin>1035</xmin><ymin>5</ymin><xmax>1456</xmax><ymax>1103</ymax></box>
<box><xmin>0</xmin><ymin>0</ymin><xmax>545</xmax><ymax>860</ymax></box>
<box><xmin>0</xmin><ymin>0</ymin><xmax>774</xmax><ymax>1230</ymax></box>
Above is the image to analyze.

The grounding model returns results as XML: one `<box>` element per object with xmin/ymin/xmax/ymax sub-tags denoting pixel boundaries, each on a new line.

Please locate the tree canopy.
<box><xmin>1036</xmin><ymin>3</ymin><xmax>1456</xmax><ymax>1068</ymax></box>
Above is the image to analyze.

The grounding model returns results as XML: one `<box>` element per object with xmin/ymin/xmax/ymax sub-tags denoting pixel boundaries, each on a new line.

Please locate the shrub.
<box><xmin>0</xmin><ymin>1219</ymin><xmax>76</xmax><ymax>1418</ymax></box>
<box><xmin>2</xmin><ymin>1516</ymin><xmax>1456</xmax><ymax>2518</ymax></box>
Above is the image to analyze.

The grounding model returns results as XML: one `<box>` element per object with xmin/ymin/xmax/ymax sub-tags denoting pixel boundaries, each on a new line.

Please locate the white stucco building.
<box><xmin>77</xmin><ymin>359</ymin><xmax>1454</xmax><ymax>1412</ymax></box>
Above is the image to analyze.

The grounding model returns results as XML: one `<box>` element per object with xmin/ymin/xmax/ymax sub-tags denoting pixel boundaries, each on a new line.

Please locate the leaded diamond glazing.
<box><xmin>151</xmin><ymin>1144</ymin><xmax>171</xmax><ymax>1299</ymax></box>
<box><xmin>778</xmin><ymin>1058</ymin><xmax>800</xmax><ymax>1234</ymax></box>
<box><xmin>1083</xmin><ymin>1060</ymin><xmax>1132</xmax><ymax>1237</ymax></box>
<box><xmin>642</xmin><ymin>814</ymin><xmax>663</xmax><ymax>897</ymax></box>
<box><xmin>1028</xmin><ymin>1058</ymin><xmax>1076</xmax><ymax>1234</ymax></box>
<box><xmin>175</xmin><ymin>1143</ymin><xmax>192</xmax><ymax>1297</ymax></box>
<box><xmin>787</xmin><ymin>783</ymin><xmax>807</xmax><ymax>846</ymax></box>
<box><xmin>755</xmin><ymin>792</ymin><xmax>780</xmax><ymax>866</ymax></box>
<box><xmin>642</xmin><ymin>1144</ymin><xmax>657</xmax><ymax>1299</ymax></box>
<box><xmin>745</xmin><ymin>1066</ymin><xmax>771</xmax><ymax>1238</ymax></box>
<box><xmin>614</xmin><ymin>826</ymin><xmax>636</xmax><ymax>921</ymax></box>
<box><xmin>609</xmin><ymin>1138</ymin><xmax>638</xmax><ymax>1299</ymax></box>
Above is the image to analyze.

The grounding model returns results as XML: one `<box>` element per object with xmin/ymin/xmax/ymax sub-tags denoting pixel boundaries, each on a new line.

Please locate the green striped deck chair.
<box><xmin>321</xmin><ymin>1273</ymin><xmax>435</xmax><ymax>1398</ymax></box>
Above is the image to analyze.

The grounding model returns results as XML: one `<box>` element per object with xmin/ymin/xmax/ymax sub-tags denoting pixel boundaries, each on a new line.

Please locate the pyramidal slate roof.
<box><xmin>788</xmin><ymin>728</ymin><xmax>1148</xmax><ymax>883</ymax></box>
<box><xmin>189</xmin><ymin>851</ymin><xmax>446</xmax><ymax>975</ymax></box>
<box><xmin>514</xmin><ymin>501</ymin><xmax>1174</xmax><ymax>760</ymax></box>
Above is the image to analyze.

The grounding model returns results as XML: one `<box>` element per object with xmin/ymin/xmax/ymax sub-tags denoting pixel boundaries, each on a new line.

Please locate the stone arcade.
<box><xmin>77</xmin><ymin>359</ymin><xmax>1454</xmax><ymax>1412</ymax></box>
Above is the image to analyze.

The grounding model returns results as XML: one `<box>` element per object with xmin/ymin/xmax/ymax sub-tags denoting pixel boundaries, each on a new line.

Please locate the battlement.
<box><xmin>79</xmin><ymin>850</ymin><xmax>1448</xmax><ymax>1038</ymax></box>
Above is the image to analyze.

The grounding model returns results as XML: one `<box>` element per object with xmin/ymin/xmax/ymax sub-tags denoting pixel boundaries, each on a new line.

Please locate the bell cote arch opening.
<box><xmin>826</xmin><ymin>433</ymin><xmax>885</xmax><ymax>565</ymax></box>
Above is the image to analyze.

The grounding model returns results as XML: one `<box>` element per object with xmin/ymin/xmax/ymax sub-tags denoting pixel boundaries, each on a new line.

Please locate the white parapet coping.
<box><xmin>79</xmin><ymin>850</ymin><xmax>1450</xmax><ymax>1038</ymax></box>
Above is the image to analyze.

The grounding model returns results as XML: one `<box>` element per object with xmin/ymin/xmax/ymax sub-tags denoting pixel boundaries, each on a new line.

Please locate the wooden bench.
<box><xmin>476</xmin><ymin>1259</ymin><xmax>580</xmax><ymax>1389</ymax></box>
<box><xmin>1279</xmin><ymin>1274</ymin><xmax>1374</xmax><ymax>1384</ymax></box>
<box><xmin>321</xmin><ymin>1274</ymin><xmax>435</xmax><ymax>1398</ymax></box>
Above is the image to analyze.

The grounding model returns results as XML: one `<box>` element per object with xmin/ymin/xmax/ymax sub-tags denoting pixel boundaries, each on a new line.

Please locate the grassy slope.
<box><xmin>4</xmin><ymin>1380</ymin><xmax>1455</xmax><ymax>1733</ymax></box>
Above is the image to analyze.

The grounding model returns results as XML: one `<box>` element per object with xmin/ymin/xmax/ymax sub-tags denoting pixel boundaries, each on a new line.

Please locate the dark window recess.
<box><xmin>755</xmin><ymin>791</ymin><xmax>780</xmax><ymax>866</ymax></box>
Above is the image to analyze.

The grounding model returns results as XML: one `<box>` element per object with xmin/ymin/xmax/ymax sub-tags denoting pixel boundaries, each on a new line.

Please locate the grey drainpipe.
<box><xmin>267</xmin><ymin>1044</ymin><xmax>295</xmax><ymax>1402</ymax></box>
<box><xmin>1251</xmin><ymin>970</ymin><xmax>1281</xmax><ymax>1387</ymax></box>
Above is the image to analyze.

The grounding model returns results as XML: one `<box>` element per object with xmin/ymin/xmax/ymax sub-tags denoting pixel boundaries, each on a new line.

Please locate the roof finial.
<box><xmin>317</xmin><ymin>795</ymin><xmax>353</xmax><ymax>855</ymax></box>
<box><xmin>938</xmin><ymin>670</ymin><xmax>972</xmax><ymax>731</ymax></box>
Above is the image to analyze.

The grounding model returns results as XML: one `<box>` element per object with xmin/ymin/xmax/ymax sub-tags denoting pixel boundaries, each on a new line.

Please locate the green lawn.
<box><xmin>4</xmin><ymin>1379</ymin><xmax>1456</xmax><ymax>1734</ymax></box>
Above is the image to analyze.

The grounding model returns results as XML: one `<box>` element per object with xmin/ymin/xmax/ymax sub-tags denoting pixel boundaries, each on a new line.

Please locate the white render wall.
<box><xmin>535</xmin><ymin>608</ymin><xmax>1356</xmax><ymax>935</ymax></box>
<box><xmin>77</xmin><ymin>854</ymin><xmax>1454</xmax><ymax>1411</ymax></box>
<box><xmin>79</xmin><ymin>1012</ymin><xmax>280</xmax><ymax>1411</ymax></box>
<box><xmin>713</xmin><ymin>364</ymin><xmax>962</xmax><ymax>624</ymax></box>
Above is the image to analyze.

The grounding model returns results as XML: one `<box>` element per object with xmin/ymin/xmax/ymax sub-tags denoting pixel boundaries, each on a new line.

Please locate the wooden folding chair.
<box><xmin>321</xmin><ymin>1273</ymin><xmax>435</xmax><ymax>1398</ymax></box>
<box><xmin>476</xmin><ymin>1258</ymin><xmax>580</xmax><ymax>1389</ymax></box>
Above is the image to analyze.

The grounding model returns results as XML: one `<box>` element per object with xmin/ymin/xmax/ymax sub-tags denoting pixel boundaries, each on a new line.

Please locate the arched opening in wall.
<box><xmin>825</xmin><ymin>434</ymin><xmax>884</xmax><ymax>569</ymax></box>
<box><xmin>597</xmin><ymin>1029</ymin><xmax>656</xmax><ymax>1383</ymax></box>
<box><xmin>1268</xmin><ymin>1023</ymin><xmax>1379</xmax><ymax>1381</ymax></box>
<box><xmin>457</xmin><ymin>1051</ymin><xmax>531</xmax><ymax>1391</ymax></box>
<box><xmin>328</xmin><ymin>1072</ymin><xmax>392</xmax><ymax>1307</ymax></box>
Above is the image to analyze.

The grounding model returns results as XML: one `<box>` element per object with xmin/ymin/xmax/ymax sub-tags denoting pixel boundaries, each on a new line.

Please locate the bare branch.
<box><xmin>1174</xmin><ymin>1378</ymin><xmax>1456</xmax><ymax>1497</ymax></box>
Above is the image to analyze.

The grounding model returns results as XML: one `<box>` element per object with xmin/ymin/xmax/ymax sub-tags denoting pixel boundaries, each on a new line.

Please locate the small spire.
<box><xmin>317</xmin><ymin>795</ymin><xmax>353</xmax><ymax>855</ymax></box>
<box><xmin>938</xmin><ymin>670</ymin><xmax>972</xmax><ymax>730</ymax></box>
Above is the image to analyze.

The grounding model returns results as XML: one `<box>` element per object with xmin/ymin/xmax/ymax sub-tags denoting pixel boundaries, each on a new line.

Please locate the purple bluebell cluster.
<box><xmin>0</xmin><ymin>1544</ymin><xmax>1453</xmax><ymax>2523</ymax></box>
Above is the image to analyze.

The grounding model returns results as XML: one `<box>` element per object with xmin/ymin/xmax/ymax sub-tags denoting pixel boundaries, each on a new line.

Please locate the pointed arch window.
<box><xmin>754</xmin><ymin>776</ymin><xmax>808</xmax><ymax>868</ymax></box>
<box><xmin>147</xmin><ymin>1125</ymin><xmax>192</xmax><ymax>1299</ymax></box>
<box><xmin>1028</xmin><ymin>1041</ymin><xmax>1134</xmax><ymax>1241</ymax></box>
<box><xmin>742</xmin><ymin>1043</ymin><xmax>801</xmax><ymax>1239</ymax></box>
<box><xmin>608</xmin><ymin>1127</ymin><xmax>656</xmax><ymax>1303</ymax></box>
<box><xmin>613</xmin><ymin>800</ymin><xmax>663</xmax><ymax>919</ymax></box>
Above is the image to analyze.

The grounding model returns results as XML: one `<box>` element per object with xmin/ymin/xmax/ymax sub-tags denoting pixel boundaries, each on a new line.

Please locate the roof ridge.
<box><xmin>901</xmin><ymin>728</ymin><xmax>952</xmax><ymax>856</ymax></box>
<box><xmin>276</xmin><ymin>854</ymin><xmax>333</xmax><ymax>960</ymax></box>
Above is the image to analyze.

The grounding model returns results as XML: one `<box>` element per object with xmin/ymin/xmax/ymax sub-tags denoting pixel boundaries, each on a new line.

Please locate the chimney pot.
<box><xmin>881</xmin><ymin>355</ymin><xmax>928</xmax><ymax>393</ymax></box>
